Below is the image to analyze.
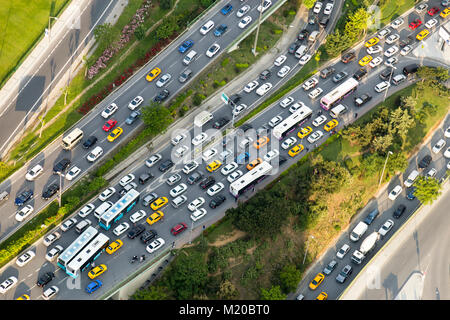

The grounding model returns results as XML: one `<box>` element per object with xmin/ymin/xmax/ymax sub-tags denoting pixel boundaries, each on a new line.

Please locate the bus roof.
<box><xmin>57</xmin><ymin>226</ymin><xmax>98</xmax><ymax>268</ymax></box>
<box><xmin>230</xmin><ymin>161</ymin><xmax>273</xmax><ymax>196</ymax></box>
<box><xmin>320</xmin><ymin>78</ymin><xmax>358</xmax><ymax>107</ymax></box>
<box><xmin>273</xmin><ymin>105</ymin><xmax>313</xmax><ymax>139</ymax></box>
<box><xmin>99</xmin><ymin>189</ymin><xmax>140</xmax><ymax>224</ymax></box>
<box><xmin>66</xmin><ymin>233</ymin><xmax>110</xmax><ymax>275</ymax></box>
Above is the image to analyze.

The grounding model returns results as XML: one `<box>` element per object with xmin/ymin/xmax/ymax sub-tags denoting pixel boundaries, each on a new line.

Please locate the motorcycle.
<box><xmin>130</xmin><ymin>255</ymin><xmax>138</xmax><ymax>263</ymax></box>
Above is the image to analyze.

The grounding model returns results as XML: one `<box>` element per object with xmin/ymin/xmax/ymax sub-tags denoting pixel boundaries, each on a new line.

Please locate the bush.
<box><xmin>273</xmin><ymin>29</ymin><xmax>283</xmax><ymax>34</ymax></box>
<box><xmin>221</xmin><ymin>58</ymin><xmax>230</xmax><ymax>67</ymax></box>
<box><xmin>235</xmin><ymin>63</ymin><xmax>249</xmax><ymax>69</ymax></box>
<box><xmin>193</xmin><ymin>93</ymin><xmax>205</xmax><ymax>106</ymax></box>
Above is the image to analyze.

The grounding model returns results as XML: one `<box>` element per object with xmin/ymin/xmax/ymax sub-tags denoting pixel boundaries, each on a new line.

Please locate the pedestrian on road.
<box><xmin>305</xmin><ymin>147</ymin><xmax>309</xmax><ymax>152</ymax></box>
<box><xmin>354</xmin><ymin>112</ymin><xmax>358</xmax><ymax>118</ymax></box>
<box><xmin>172</xmin><ymin>241</ymin><xmax>175</xmax><ymax>248</ymax></box>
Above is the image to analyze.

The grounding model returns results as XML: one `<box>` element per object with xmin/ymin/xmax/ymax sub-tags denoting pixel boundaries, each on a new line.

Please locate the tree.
<box><xmin>260</xmin><ymin>285</ymin><xmax>287</xmax><ymax>300</ymax></box>
<box><xmin>132</xmin><ymin>285</ymin><xmax>169</xmax><ymax>300</ymax></box>
<box><xmin>397</xmin><ymin>109</ymin><xmax>415</xmax><ymax>149</ymax></box>
<box><xmin>93</xmin><ymin>23</ymin><xmax>116</xmax><ymax>51</ymax></box>
<box><xmin>324</xmin><ymin>29</ymin><xmax>350</xmax><ymax>57</ymax></box>
<box><xmin>414</xmin><ymin>176</ymin><xmax>442</xmax><ymax>205</ymax></box>
<box><xmin>156</xmin><ymin>15</ymin><xmax>180</xmax><ymax>40</ymax></box>
<box><xmin>372</xmin><ymin>134</ymin><xmax>393</xmax><ymax>154</ymax></box>
<box><xmin>160</xmin><ymin>0</ymin><xmax>174</xmax><ymax>10</ymax></box>
<box><xmin>279</xmin><ymin>264</ymin><xmax>302</xmax><ymax>293</ymax></box>
<box><xmin>217</xmin><ymin>280</ymin><xmax>239</xmax><ymax>299</ymax></box>
<box><xmin>401</xmin><ymin>95</ymin><xmax>417</xmax><ymax>112</ymax></box>
<box><xmin>345</xmin><ymin>8</ymin><xmax>370</xmax><ymax>41</ymax></box>
<box><xmin>302</xmin><ymin>0</ymin><xmax>316</xmax><ymax>9</ymax></box>
<box><xmin>309</xmin><ymin>155</ymin><xmax>351</xmax><ymax>194</ymax></box>
<box><xmin>141</xmin><ymin>102</ymin><xmax>173</xmax><ymax>136</ymax></box>
<box><xmin>386</xmin><ymin>153</ymin><xmax>408</xmax><ymax>176</ymax></box>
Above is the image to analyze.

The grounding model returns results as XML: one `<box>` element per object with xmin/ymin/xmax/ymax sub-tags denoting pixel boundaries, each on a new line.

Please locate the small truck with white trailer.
<box><xmin>351</xmin><ymin>231</ymin><xmax>381</xmax><ymax>264</ymax></box>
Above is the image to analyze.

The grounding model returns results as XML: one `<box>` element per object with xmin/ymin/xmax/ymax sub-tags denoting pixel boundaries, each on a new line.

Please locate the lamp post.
<box><xmin>378</xmin><ymin>151</ymin><xmax>393</xmax><ymax>187</ymax></box>
<box><xmin>302</xmin><ymin>235</ymin><xmax>314</xmax><ymax>265</ymax></box>
<box><xmin>47</xmin><ymin>16</ymin><xmax>58</xmax><ymax>42</ymax></box>
<box><xmin>55</xmin><ymin>171</ymin><xmax>64</xmax><ymax>207</ymax></box>
<box><xmin>188</xmin><ymin>220</ymin><xmax>194</xmax><ymax>244</ymax></box>
<box><xmin>383</xmin><ymin>66</ymin><xmax>397</xmax><ymax>102</ymax></box>
<box><xmin>252</xmin><ymin>0</ymin><xmax>265</xmax><ymax>56</ymax></box>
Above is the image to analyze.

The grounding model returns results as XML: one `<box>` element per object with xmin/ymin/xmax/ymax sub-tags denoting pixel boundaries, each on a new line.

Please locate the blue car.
<box><xmin>214</xmin><ymin>24</ymin><xmax>228</xmax><ymax>37</ymax></box>
<box><xmin>15</xmin><ymin>189</ymin><xmax>33</xmax><ymax>206</ymax></box>
<box><xmin>363</xmin><ymin>208</ymin><xmax>379</xmax><ymax>225</ymax></box>
<box><xmin>178</xmin><ymin>40</ymin><xmax>194</xmax><ymax>53</ymax></box>
<box><xmin>406</xmin><ymin>187</ymin><xmax>416</xmax><ymax>200</ymax></box>
<box><xmin>220</xmin><ymin>4</ymin><xmax>233</xmax><ymax>15</ymax></box>
<box><xmin>86</xmin><ymin>280</ymin><xmax>102</xmax><ymax>294</ymax></box>
<box><xmin>235</xmin><ymin>152</ymin><xmax>250</xmax><ymax>164</ymax></box>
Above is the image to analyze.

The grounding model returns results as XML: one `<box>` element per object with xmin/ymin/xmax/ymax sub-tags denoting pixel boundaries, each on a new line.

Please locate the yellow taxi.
<box><xmin>359</xmin><ymin>55</ymin><xmax>373</xmax><ymax>66</ymax></box>
<box><xmin>253</xmin><ymin>136</ymin><xmax>269</xmax><ymax>149</ymax></box>
<box><xmin>106</xmin><ymin>239</ymin><xmax>123</xmax><ymax>254</ymax></box>
<box><xmin>16</xmin><ymin>294</ymin><xmax>30</xmax><ymax>300</ymax></box>
<box><xmin>206</xmin><ymin>160</ymin><xmax>222</xmax><ymax>172</ymax></box>
<box><xmin>324</xmin><ymin>119</ymin><xmax>338</xmax><ymax>132</ymax></box>
<box><xmin>364</xmin><ymin>37</ymin><xmax>379</xmax><ymax>48</ymax></box>
<box><xmin>246</xmin><ymin>158</ymin><xmax>262</xmax><ymax>171</ymax></box>
<box><xmin>88</xmin><ymin>264</ymin><xmax>107</xmax><ymax>279</ymax></box>
<box><xmin>150</xmin><ymin>197</ymin><xmax>168</xmax><ymax>211</ymax></box>
<box><xmin>416</xmin><ymin>29</ymin><xmax>429</xmax><ymax>41</ymax></box>
<box><xmin>288</xmin><ymin>144</ymin><xmax>304</xmax><ymax>157</ymax></box>
<box><xmin>440</xmin><ymin>8</ymin><xmax>450</xmax><ymax>18</ymax></box>
<box><xmin>316</xmin><ymin>292</ymin><xmax>328</xmax><ymax>300</ymax></box>
<box><xmin>297</xmin><ymin>126</ymin><xmax>313</xmax><ymax>139</ymax></box>
<box><xmin>107</xmin><ymin>127</ymin><xmax>123</xmax><ymax>142</ymax></box>
<box><xmin>146</xmin><ymin>67</ymin><xmax>161</xmax><ymax>82</ymax></box>
<box><xmin>309</xmin><ymin>273</ymin><xmax>325</xmax><ymax>290</ymax></box>
<box><xmin>146</xmin><ymin>211</ymin><xmax>164</xmax><ymax>225</ymax></box>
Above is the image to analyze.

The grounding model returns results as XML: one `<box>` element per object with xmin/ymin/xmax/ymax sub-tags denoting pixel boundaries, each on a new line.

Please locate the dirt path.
<box><xmin>208</xmin><ymin>229</ymin><xmax>247</xmax><ymax>247</ymax></box>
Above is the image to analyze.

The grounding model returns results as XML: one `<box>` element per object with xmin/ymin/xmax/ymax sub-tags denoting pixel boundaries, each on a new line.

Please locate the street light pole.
<box><xmin>378</xmin><ymin>151</ymin><xmax>393</xmax><ymax>187</ymax></box>
<box><xmin>48</xmin><ymin>16</ymin><xmax>58</xmax><ymax>42</ymax></box>
<box><xmin>383</xmin><ymin>66</ymin><xmax>397</xmax><ymax>102</ymax></box>
<box><xmin>188</xmin><ymin>220</ymin><xmax>194</xmax><ymax>244</ymax></box>
<box><xmin>302</xmin><ymin>235</ymin><xmax>314</xmax><ymax>265</ymax></box>
<box><xmin>56</xmin><ymin>172</ymin><xmax>64</xmax><ymax>207</ymax></box>
<box><xmin>252</xmin><ymin>0</ymin><xmax>265</xmax><ymax>56</ymax></box>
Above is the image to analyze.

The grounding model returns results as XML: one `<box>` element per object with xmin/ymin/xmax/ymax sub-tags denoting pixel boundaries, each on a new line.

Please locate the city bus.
<box><xmin>99</xmin><ymin>189</ymin><xmax>140</xmax><ymax>230</ymax></box>
<box><xmin>319</xmin><ymin>78</ymin><xmax>359</xmax><ymax>110</ymax></box>
<box><xmin>229</xmin><ymin>161</ymin><xmax>273</xmax><ymax>197</ymax></box>
<box><xmin>57</xmin><ymin>226</ymin><xmax>98</xmax><ymax>271</ymax></box>
<box><xmin>272</xmin><ymin>105</ymin><xmax>313</xmax><ymax>140</ymax></box>
<box><xmin>61</xmin><ymin>128</ymin><xmax>84</xmax><ymax>150</ymax></box>
<box><xmin>65</xmin><ymin>233</ymin><xmax>110</xmax><ymax>278</ymax></box>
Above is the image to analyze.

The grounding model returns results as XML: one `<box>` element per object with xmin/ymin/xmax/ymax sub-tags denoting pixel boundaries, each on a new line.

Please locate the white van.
<box><xmin>194</xmin><ymin>111</ymin><xmax>213</xmax><ymax>127</ymax></box>
<box><xmin>309</xmin><ymin>30</ymin><xmax>319</xmax><ymax>42</ymax></box>
<box><xmin>94</xmin><ymin>201</ymin><xmax>113</xmax><ymax>219</ymax></box>
<box><xmin>350</xmin><ymin>221</ymin><xmax>368</xmax><ymax>242</ymax></box>
<box><xmin>183</xmin><ymin>50</ymin><xmax>197</xmax><ymax>65</ymax></box>
<box><xmin>330</xmin><ymin>104</ymin><xmax>348</xmax><ymax>118</ymax></box>
<box><xmin>295</xmin><ymin>45</ymin><xmax>308</xmax><ymax>59</ymax></box>
<box><xmin>75</xmin><ymin>219</ymin><xmax>92</xmax><ymax>234</ymax></box>
<box><xmin>404</xmin><ymin>169</ymin><xmax>419</xmax><ymax>187</ymax></box>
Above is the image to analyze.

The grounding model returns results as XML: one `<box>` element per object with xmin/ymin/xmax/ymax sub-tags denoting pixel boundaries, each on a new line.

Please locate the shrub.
<box><xmin>193</xmin><ymin>93</ymin><xmax>205</xmax><ymax>106</ymax></box>
<box><xmin>273</xmin><ymin>29</ymin><xmax>283</xmax><ymax>34</ymax></box>
<box><xmin>221</xmin><ymin>58</ymin><xmax>230</xmax><ymax>67</ymax></box>
<box><xmin>235</xmin><ymin>63</ymin><xmax>249</xmax><ymax>68</ymax></box>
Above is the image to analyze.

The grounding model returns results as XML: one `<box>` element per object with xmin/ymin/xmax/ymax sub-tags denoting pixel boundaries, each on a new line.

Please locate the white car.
<box><xmin>400</xmin><ymin>45</ymin><xmax>412</xmax><ymax>56</ymax></box>
<box><xmin>169</xmin><ymin>183</ymin><xmax>188</xmax><ymax>198</ymax></box>
<box><xmin>174</xmin><ymin>145</ymin><xmax>189</xmax><ymax>158</ymax></box>
<box><xmin>281</xmin><ymin>137</ymin><xmax>297</xmax><ymax>149</ymax></box>
<box><xmin>206</xmin><ymin>43</ymin><xmax>220</xmax><ymax>58</ymax></box>
<box><xmin>221</xmin><ymin>162</ymin><xmax>238</xmax><ymax>175</ymax></box>
<box><xmin>378</xmin><ymin>219</ymin><xmax>394</xmax><ymax>237</ymax></box>
<box><xmin>244</xmin><ymin>80</ymin><xmax>259</xmax><ymax>93</ymax></box>
<box><xmin>308</xmin><ymin>87</ymin><xmax>323</xmax><ymax>99</ymax></box>
<box><xmin>87</xmin><ymin>146</ymin><xmax>103</xmax><ymax>162</ymax></box>
<box><xmin>171</xmin><ymin>133</ymin><xmax>187</xmax><ymax>146</ymax></box>
<box><xmin>207</xmin><ymin>183</ymin><xmax>224</xmax><ymax>197</ymax></box>
<box><xmin>279</xmin><ymin>96</ymin><xmax>294</xmax><ymax>108</ymax></box>
<box><xmin>228</xmin><ymin>170</ymin><xmax>244</xmax><ymax>183</ymax></box>
<box><xmin>369</xmin><ymin>56</ymin><xmax>383</xmax><ymax>68</ymax></box>
<box><xmin>367</xmin><ymin>45</ymin><xmax>383</xmax><ymax>55</ymax></box>
<box><xmin>425</xmin><ymin>18</ymin><xmax>438</xmax><ymax>29</ymax></box>
<box><xmin>190</xmin><ymin>208</ymin><xmax>207</xmax><ymax>221</ymax></box>
<box><xmin>302</xmin><ymin>77</ymin><xmax>318</xmax><ymax>91</ymax></box>
<box><xmin>263</xmin><ymin>149</ymin><xmax>279</xmax><ymax>162</ymax></box>
<box><xmin>219</xmin><ymin>149</ymin><xmax>233</xmax><ymax>161</ymax></box>
<box><xmin>45</xmin><ymin>245</ymin><xmax>64</xmax><ymax>262</ymax></box>
<box><xmin>415</xmin><ymin>3</ymin><xmax>428</xmax><ymax>13</ymax></box>
<box><xmin>277</xmin><ymin>65</ymin><xmax>291</xmax><ymax>78</ymax></box>
<box><xmin>269</xmin><ymin>115</ymin><xmax>283</xmax><ymax>127</ymax></box>
<box><xmin>78</xmin><ymin>203</ymin><xmax>95</xmax><ymax>218</ymax></box>
<box><xmin>289</xmin><ymin>102</ymin><xmax>306</xmax><ymax>114</ymax></box>
<box><xmin>182</xmin><ymin>161</ymin><xmax>199</xmax><ymax>174</ymax></box>
<box><xmin>16</xmin><ymin>250</ymin><xmax>35</xmax><ymax>267</ymax></box>
<box><xmin>0</xmin><ymin>276</ymin><xmax>18</xmax><ymax>294</ymax></box>
<box><xmin>237</xmin><ymin>5</ymin><xmax>250</xmax><ymax>18</ymax></box>
<box><xmin>128</xmin><ymin>96</ymin><xmax>144</xmax><ymax>110</ymax></box>
<box><xmin>146</xmin><ymin>237</ymin><xmax>165</xmax><ymax>253</ymax></box>
<box><xmin>166</xmin><ymin>173</ymin><xmax>182</xmax><ymax>185</ymax></box>
<box><xmin>274</xmin><ymin>55</ymin><xmax>287</xmax><ymax>66</ymax></box>
<box><xmin>233</xmin><ymin>104</ymin><xmax>247</xmax><ymax>116</ymax></box>
<box><xmin>323</xmin><ymin>2</ymin><xmax>333</xmax><ymax>15</ymax></box>
<box><xmin>336</xmin><ymin>244</ymin><xmax>350</xmax><ymax>259</ymax></box>
<box><xmin>256</xmin><ymin>83</ymin><xmax>273</xmax><ymax>96</ymax></box>
<box><xmin>192</xmin><ymin>132</ymin><xmax>208</xmax><ymax>146</ymax></box>
<box><xmin>312</xmin><ymin>115</ymin><xmax>327</xmax><ymax>127</ymax></box>
<box><xmin>385</xmin><ymin>57</ymin><xmax>398</xmax><ymax>67</ymax></box>
<box><xmin>43</xmin><ymin>232</ymin><xmax>61</xmax><ymax>247</ymax></box>
<box><xmin>377</xmin><ymin>28</ymin><xmax>391</xmax><ymax>39</ymax></box>
<box><xmin>426</xmin><ymin>168</ymin><xmax>437</xmax><ymax>178</ymax></box>
<box><xmin>432</xmin><ymin>139</ymin><xmax>446</xmax><ymax>154</ymax></box>
<box><xmin>200</xmin><ymin>20</ymin><xmax>214</xmax><ymax>35</ymax></box>
<box><xmin>156</xmin><ymin>73</ymin><xmax>171</xmax><ymax>88</ymax></box>
<box><xmin>374</xmin><ymin>81</ymin><xmax>391</xmax><ymax>93</ymax></box>
<box><xmin>388</xmin><ymin>185</ymin><xmax>403</xmax><ymax>200</ymax></box>
<box><xmin>99</xmin><ymin>187</ymin><xmax>116</xmax><ymax>201</ymax></box>
<box><xmin>384</xmin><ymin>45</ymin><xmax>399</xmax><ymax>57</ymax></box>
<box><xmin>391</xmin><ymin>17</ymin><xmax>404</xmax><ymax>29</ymax></box>
<box><xmin>307</xmin><ymin>130</ymin><xmax>324</xmax><ymax>144</ymax></box>
<box><xmin>65</xmin><ymin>166</ymin><xmax>81</xmax><ymax>181</ymax></box>
<box><xmin>61</xmin><ymin>217</ymin><xmax>77</xmax><ymax>232</ymax></box>
<box><xmin>188</xmin><ymin>197</ymin><xmax>205</xmax><ymax>212</ymax></box>
<box><xmin>25</xmin><ymin>164</ymin><xmax>43</xmax><ymax>181</ymax></box>
<box><xmin>444</xmin><ymin>126</ymin><xmax>450</xmax><ymax>138</ymax></box>
<box><xmin>119</xmin><ymin>173</ymin><xmax>135</xmax><ymax>187</ymax></box>
<box><xmin>298</xmin><ymin>54</ymin><xmax>312</xmax><ymax>65</ymax></box>
<box><xmin>313</xmin><ymin>1</ymin><xmax>323</xmax><ymax>14</ymax></box>
<box><xmin>130</xmin><ymin>210</ymin><xmax>147</xmax><ymax>223</ymax></box>
<box><xmin>257</xmin><ymin>0</ymin><xmax>272</xmax><ymax>13</ymax></box>
<box><xmin>15</xmin><ymin>205</ymin><xmax>34</xmax><ymax>222</ymax></box>
<box><xmin>386</xmin><ymin>34</ymin><xmax>400</xmax><ymax>44</ymax></box>
<box><xmin>445</xmin><ymin>147</ymin><xmax>450</xmax><ymax>159</ymax></box>
<box><xmin>145</xmin><ymin>153</ymin><xmax>162</xmax><ymax>167</ymax></box>
<box><xmin>238</xmin><ymin>16</ymin><xmax>252</xmax><ymax>29</ymax></box>
<box><xmin>202</xmin><ymin>148</ymin><xmax>218</xmax><ymax>161</ymax></box>
<box><xmin>101</xmin><ymin>103</ymin><xmax>118</xmax><ymax>118</ymax></box>
<box><xmin>42</xmin><ymin>286</ymin><xmax>59</xmax><ymax>300</ymax></box>
<box><xmin>113</xmin><ymin>222</ymin><xmax>130</xmax><ymax>236</ymax></box>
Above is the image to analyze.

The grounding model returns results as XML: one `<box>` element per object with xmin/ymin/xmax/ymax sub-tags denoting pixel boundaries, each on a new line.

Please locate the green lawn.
<box><xmin>379</xmin><ymin>0</ymin><xmax>416</xmax><ymax>27</ymax></box>
<box><xmin>0</xmin><ymin>0</ymin><xmax>70</xmax><ymax>86</ymax></box>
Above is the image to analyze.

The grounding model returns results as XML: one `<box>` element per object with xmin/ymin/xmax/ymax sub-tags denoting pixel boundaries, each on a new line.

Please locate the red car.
<box><xmin>427</xmin><ymin>7</ymin><xmax>440</xmax><ymax>16</ymax></box>
<box><xmin>170</xmin><ymin>223</ymin><xmax>187</xmax><ymax>236</ymax></box>
<box><xmin>102</xmin><ymin>119</ymin><xmax>117</xmax><ymax>132</ymax></box>
<box><xmin>408</xmin><ymin>19</ymin><xmax>422</xmax><ymax>30</ymax></box>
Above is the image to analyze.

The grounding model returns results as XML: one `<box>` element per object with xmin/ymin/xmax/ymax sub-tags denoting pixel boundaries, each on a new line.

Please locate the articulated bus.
<box><xmin>319</xmin><ymin>78</ymin><xmax>359</xmax><ymax>110</ymax></box>
<box><xmin>272</xmin><ymin>105</ymin><xmax>313</xmax><ymax>140</ymax></box>
<box><xmin>99</xmin><ymin>189</ymin><xmax>140</xmax><ymax>230</ymax></box>
<box><xmin>57</xmin><ymin>226</ymin><xmax>98</xmax><ymax>271</ymax></box>
<box><xmin>65</xmin><ymin>233</ymin><xmax>110</xmax><ymax>278</ymax></box>
<box><xmin>229</xmin><ymin>161</ymin><xmax>273</xmax><ymax>197</ymax></box>
<box><xmin>61</xmin><ymin>128</ymin><xmax>84</xmax><ymax>150</ymax></box>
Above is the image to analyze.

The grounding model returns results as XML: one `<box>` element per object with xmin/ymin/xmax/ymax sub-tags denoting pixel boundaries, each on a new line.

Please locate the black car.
<box><xmin>320</xmin><ymin>67</ymin><xmax>335</xmax><ymax>79</ymax></box>
<box><xmin>341</xmin><ymin>51</ymin><xmax>356</xmax><ymax>63</ymax></box>
<box><xmin>229</xmin><ymin>94</ymin><xmax>241</xmax><ymax>106</ymax></box>
<box><xmin>140</xmin><ymin>230</ymin><xmax>157</xmax><ymax>244</ymax></box>
<box><xmin>288</xmin><ymin>41</ymin><xmax>301</xmax><ymax>54</ymax></box>
<box><xmin>187</xmin><ymin>171</ymin><xmax>204</xmax><ymax>185</ymax></box>
<box><xmin>14</xmin><ymin>189</ymin><xmax>33</xmax><ymax>206</ymax></box>
<box><xmin>354</xmin><ymin>93</ymin><xmax>372</xmax><ymax>107</ymax></box>
<box><xmin>209</xmin><ymin>194</ymin><xmax>226</xmax><ymax>208</ymax></box>
<box><xmin>125</xmin><ymin>110</ymin><xmax>141</xmax><ymax>125</ymax></box>
<box><xmin>279</xmin><ymin>155</ymin><xmax>287</xmax><ymax>165</ymax></box>
<box><xmin>214</xmin><ymin>24</ymin><xmax>228</xmax><ymax>36</ymax></box>
<box><xmin>239</xmin><ymin>123</ymin><xmax>253</xmax><ymax>133</ymax></box>
<box><xmin>37</xmin><ymin>271</ymin><xmax>55</xmax><ymax>287</ymax></box>
<box><xmin>127</xmin><ymin>224</ymin><xmax>145</xmax><ymax>239</ymax></box>
<box><xmin>42</xmin><ymin>183</ymin><xmax>60</xmax><ymax>200</ymax></box>
<box><xmin>259</xmin><ymin>70</ymin><xmax>271</xmax><ymax>80</ymax></box>
<box><xmin>319</xmin><ymin>17</ymin><xmax>329</xmax><ymax>27</ymax></box>
<box><xmin>154</xmin><ymin>89</ymin><xmax>170</xmax><ymax>102</ymax></box>
<box><xmin>353</xmin><ymin>68</ymin><xmax>368</xmax><ymax>81</ymax></box>
<box><xmin>332</xmin><ymin>71</ymin><xmax>348</xmax><ymax>83</ymax></box>
<box><xmin>399</xmin><ymin>35</ymin><xmax>413</xmax><ymax>48</ymax></box>
<box><xmin>380</xmin><ymin>68</ymin><xmax>394</xmax><ymax>80</ymax></box>
<box><xmin>158</xmin><ymin>159</ymin><xmax>174</xmax><ymax>172</ymax></box>
<box><xmin>418</xmin><ymin>155</ymin><xmax>432</xmax><ymax>169</ymax></box>
<box><xmin>53</xmin><ymin>158</ymin><xmax>71</xmax><ymax>174</ymax></box>
<box><xmin>213</xmin><ymin>117</ymin><xmax>230</xmax><ymax>129</ymax></box>
<box><xmin>336</xmin><ymin>265</ymin><xmax>352</xmax><ymax>283</ymax></box>
<box><xmin>139</xmin><ymin>172</ymin><xmax>154</xmax><ymax>184</ymax></box>
<box><xmin>393</xmin><ymin>204</ymin><xmax>406</xmax><ymax>218</ymax></box>
<box><xmin>403</xmin><ymin>63</ymin><xmax>419</xmax><ymax>76</ymax></box>
<box><xmin>363</xmin><ymin>208</ymin><xmax>379</xmax><ymax>225</ymax></box>
<box><xmin>200</xmin><ymin>176</ymin><xmax>216</xmax><ymax>189</ymax></box>
<box><xmin>82</xmin><ymin>136</ymin><xmax>97</xmax><ymax>149</ymax></box>
<box><xmin>297</xmin><ymin>29</ymin><xmax>309</xmax><ymax>41</ymax></box>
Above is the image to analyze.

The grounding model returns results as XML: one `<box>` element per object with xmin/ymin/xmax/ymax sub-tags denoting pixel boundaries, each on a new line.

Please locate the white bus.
<box><xmin>319</xmin><ymin>78</ymin><xmax>358</xmax><ymax>110</ymax></box>
<box><xmin>65</xmin><ymin>233</ymin><xmax>110</xmax><ymax>278</ymax></box>
<box><xmin>57</xmin><ymin>226</ymin><xmax>98</xmax><ymax>271</ymax></box>
<box><xmin>62</xmin><ymin>128</ymin><xmax>84</xmax><ymax>150</ymax></box>
<box><xmin>229</xmin><ymin>161</ymin><xmax>273</xmax><ymax>197</ymax></box>
<box><xmin>99</xmin><ymin>189</ymin><xmax>140</xmax><ymax>230</ymax></box>
<box><xmin>272</xmin><ymin>105</ymin><xmax>313</xmax><ymax>140</ymax></box>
